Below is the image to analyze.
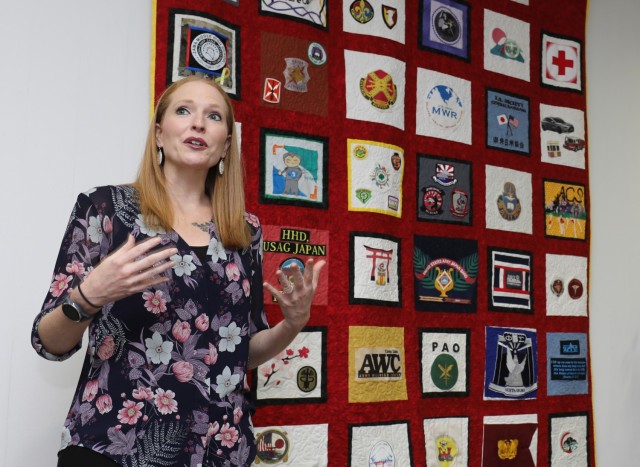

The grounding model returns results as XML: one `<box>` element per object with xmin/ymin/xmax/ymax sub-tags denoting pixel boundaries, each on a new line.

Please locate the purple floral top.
<box><xmin>31</xmin><ymin>185</ymin><xmax>269</xmax><ymax>467</ymax></box>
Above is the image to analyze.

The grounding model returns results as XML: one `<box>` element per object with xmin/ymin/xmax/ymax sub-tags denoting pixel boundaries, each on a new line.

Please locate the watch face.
<box><xmin>62</xmin><ymin>302</ymin><xmax>82</xmax><ymax>322</ymax></box>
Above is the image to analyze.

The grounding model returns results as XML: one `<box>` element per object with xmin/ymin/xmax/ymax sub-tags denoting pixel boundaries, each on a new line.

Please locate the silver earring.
<box><xmin>218</xmin><ymin>159</ymin><xmax>224</xmax><ymax>175</ymax></box>
<box><xmin>157</xmin><ymin>148</ymin><xmax>164</xmax><ymax>166</ymax></box>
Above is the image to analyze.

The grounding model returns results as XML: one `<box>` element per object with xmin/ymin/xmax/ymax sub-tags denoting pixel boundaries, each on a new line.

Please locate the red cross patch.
<box><xmin>542</xmin><ymin>34</ymin><xmax>582</xmax><ymax>91</ymax></box>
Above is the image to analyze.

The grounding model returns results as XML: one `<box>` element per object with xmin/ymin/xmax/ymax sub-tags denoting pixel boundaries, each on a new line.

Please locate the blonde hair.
<box><xmin>133</xmin><ymin>76</ymin><xmax>251</xmax><ymax>249</ymax></box>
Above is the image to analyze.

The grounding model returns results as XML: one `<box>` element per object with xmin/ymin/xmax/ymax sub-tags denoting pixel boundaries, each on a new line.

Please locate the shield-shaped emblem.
<box><xmin>450</xmin><ymin>189</ymin><xmax>469</xmax><ymax>217</ymax></box>
<box><xmin>382</xmin><ymin>5</ymin><xmax>398</xmax><ymax>29</ymax></box>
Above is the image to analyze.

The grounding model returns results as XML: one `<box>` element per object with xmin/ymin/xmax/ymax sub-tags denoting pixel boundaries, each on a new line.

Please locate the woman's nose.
<box><xmin>191</xmin><ymin>114</ymin><xmax>206</xmax><ymax>132</ymax></box>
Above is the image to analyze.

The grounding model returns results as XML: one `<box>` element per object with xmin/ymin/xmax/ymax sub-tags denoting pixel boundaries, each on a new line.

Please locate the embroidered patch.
<box><xmin>348</xmin><ymin>326</ymin><xmax>407</xmax><ymax>403</ymax></box>
<box><xmin>419</xmin><ymin>0</ymin><xmax>470</xmax><ymax>61</ymax></box>
<box><xmin>349</xmin><ymin>421</ymin><xmax>413</xmax><ymax>466</ymax></box>
<box><xmin>260</xmin><ymin>128</ymin><xmax>328</xmax><ymax>209</ymax></box>
<box><xmin>543</xmin><ymin>180</ymin><xmax>588</xmax><ymax>240</ymax></box>
<box><xmin>484</xmin><ymin>9</ymin><xmax>530</xmax><ymax>82</ymax></box>
<box><xmin>424</xmin><ymin>417</ymin><xmax>469</xmax><ymax>466</ymax></box>
<box><xmin>545</xmin><ymin>254</ymin><xmax>588</xmax><ymax>317</ymax></box>
<box><xmin>348</xmin><ymin>139</ymin><xmax>404</xmax><ymax>217</ymax></box>
<box><xmin>417</xmin><ymin>155</ymin><xmax>472</xmax><ymax>225</ymax></box>
<box><xmin>167</xmin><ymin>11</ymin><xmax>239</xmax><ymax>97</ymax></box>
<box><xmin>483</xmin><ymin>414</ymin><xmax>538</xmax><ymax>466</ymax></box>
<box><xmin>413</xmin><ymin>235</ymin><xmax>478</xmax><ymax>313</ymax></box>
<box><xmin>485</xmin><ymin>326</ymin><xmax>538</xmax><ymax>400</ymax></box>
<box><xmin>260</xmin><ymin>32</ymin><xmax>328</xmax><ymax>116</ymax></box>
<box><xmin>254</xmin><ymin>327</ymin><xmax>327</xmax><ymax>404</ymax></box>
<box><xmin>350</xmin><ymin>232</ymin><xmax>401</xmax><ymax>306</ymax></box>
<box><xmin>259</xmin><ymin>0</ymin><xmax>327</xmax><ymax>29</ymax></box>
<box><xmin>343</xmin><ymin>0</ymin><xmax>406</xmax><ymax>44</ymax></box>
<box><xmin>549</xmin><ymin>413</ymin><xmax>590</xmax><ymax>466</ymax></box>
<box><xmin>263</xmin><ymin>78</ymin><xmax>282</xmax><ymax>103</ymax></box>
<box><xmin>345</xmin><ymin>50</ymin><xmax>406</xmax><ymax>130</ymax></box>
<box><xmin>541</xmin><ymin>32</ymin><xmax>583</xmax><ymax>92</ymax></box>
<box><xmin>416</xmin><ymin>68</ymin><xmax>472</xmax><ymax>144</ymax></box>
<box><xmin>486</xmin><ymin>165</ymin><xmax>532</xmax><ymax>234</ymax></box>
<box><xmin>488</xmin><ymin>247</ymin><xmax>533</xmax><ymax>313</ymax></box>
<box><xmin>540</xmin><ymin>103</ymin><xmax>586</xmax><ymax>169</ymax></box>
<box><xmin>420</xmin><ymin>328</ymin><xmax>470</xmax><ymax>396</ymax></box>
<box><xmin>486</xmin><ymin>88</ymin><xmax>530</xmax><ymax>155</ymax></box>
<box><xmin>254</xmin><ymin>424</ymin><xmax>329</xmax><ymax>465</ymax></box>
<box><xmin>547</xmin><ymin>333</ymin><xmax>589</xmax><ymax>396</ymax></box>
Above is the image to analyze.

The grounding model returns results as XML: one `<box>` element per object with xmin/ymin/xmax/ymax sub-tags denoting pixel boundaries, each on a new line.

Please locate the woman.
<box><xmin>32</xmin><ymin>76</ymin><xmax>325</xmax><ymax>466</ymax></box>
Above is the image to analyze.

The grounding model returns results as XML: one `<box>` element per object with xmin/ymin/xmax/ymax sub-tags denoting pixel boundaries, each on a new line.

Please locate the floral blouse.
<box><xmin>31</xmin><ymin>185</ymin><xmax>269</xmax><ymax>467</ymax></box>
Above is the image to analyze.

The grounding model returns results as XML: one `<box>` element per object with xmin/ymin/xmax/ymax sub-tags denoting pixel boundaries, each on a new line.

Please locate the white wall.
<box><xmin>0</xmin><ymin>1</ymin><xmax>636</xmax><ymax>465</ymax></box>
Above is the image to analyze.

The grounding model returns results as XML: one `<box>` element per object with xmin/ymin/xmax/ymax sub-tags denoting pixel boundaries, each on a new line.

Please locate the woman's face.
<box><xmin>155</xmin><ymin>80</ymin><xmax>231</xmax><ymax>173</ymax></box>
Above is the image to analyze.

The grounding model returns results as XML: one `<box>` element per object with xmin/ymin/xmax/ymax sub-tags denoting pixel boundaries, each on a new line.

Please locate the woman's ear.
<box><xmin>155</xmin><ymin>123</ymin><xmax>163</xmax><ymax>148</ymax></box>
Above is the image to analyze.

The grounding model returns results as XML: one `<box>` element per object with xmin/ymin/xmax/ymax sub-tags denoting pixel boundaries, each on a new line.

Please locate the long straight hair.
<box><xmin>133</xmin><ymin>76</ymin><xmax>251</xmax><ymax>249</ymax></box>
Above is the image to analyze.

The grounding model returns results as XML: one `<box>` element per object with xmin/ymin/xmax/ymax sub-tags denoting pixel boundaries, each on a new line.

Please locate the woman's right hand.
<box><xmin>78</xmin><ymin>235</ymin><xmax>178</xmax><ymax>310</ymax></box>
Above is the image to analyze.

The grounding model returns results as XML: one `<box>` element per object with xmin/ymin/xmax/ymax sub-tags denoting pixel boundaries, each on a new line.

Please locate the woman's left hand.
<box><xmin>263</xmin><ymin>258</ymin><xmax>326</xmax><ymax>332</ymax></box>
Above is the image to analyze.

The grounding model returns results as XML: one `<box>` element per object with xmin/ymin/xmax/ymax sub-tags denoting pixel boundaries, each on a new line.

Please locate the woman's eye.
<box><xmin>208</xmin><ymin>113</ymin><xmax>222</xmax><ymax>121</ymax></box>
<box><xmin>176</xmin><ymin>106</ymin><xmax>189</xmax><ymax>115</ymax></box>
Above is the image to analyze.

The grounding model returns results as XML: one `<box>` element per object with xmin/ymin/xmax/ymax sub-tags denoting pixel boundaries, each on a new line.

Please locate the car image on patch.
<box><xmin>541</xmin><ymin>117</ymin><xmax>574</xmax><ymax>133</ymax></box>
<box><xmin>563</xmin><ymin>135</ymin><xmax>585</xmax><ymax>152</ymax></box>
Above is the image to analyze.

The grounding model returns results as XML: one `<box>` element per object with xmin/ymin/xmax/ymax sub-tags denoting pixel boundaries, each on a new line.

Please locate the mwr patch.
<box><xmin>414</xmin><ymin>235</ymin><xmax>478</xmax><ymax>313</ymax></box>
<box><xmin>488</xmin><ymin>247</ymin><xmax>533</xmax><ymax>313</ymax></box>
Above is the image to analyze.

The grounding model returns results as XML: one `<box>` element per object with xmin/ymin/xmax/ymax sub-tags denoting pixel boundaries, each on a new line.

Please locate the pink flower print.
<box><xmin>82</xmin><ymin>379</ymin><xmax>99</xmax><ymax>402</ymax></box>
<box><xmin>49</xmin><ymin>273</ymin><xmax>72</xmax><ymax>298</ymax></box>
<box><xmin>214</xmin><ymin>423</ymin><xmax>239</xmax><ymax>448</ymax></box>
<box><xmin>132</xmin><ymin>387</ymin><xmax>154</xmax><ymax>400</ymax></box>
<box><xmin>65</xmin><ymin>261</ymin><xmax>85</xmax><ymax>276</ymax></box>
<box><xmin>233</xmin><ymin>407</ymin><xmax>243</xmax><ymax>425</ymax></box>
<box><xmin>242</xmin><ymin>279</ymin><xmax>250</xmax><ymax>297</ymax></box>
<box><xmin>204</xmin><ymin>343</ymin><xmax>218</xmax><ymax>365</ymax></box>
<box><xmin>96</xmin><ymin>394</ymin><xmax>113</xmax><ymax>414</ymax></box>
<box><xmin>117</xmin><ymin>400</ymin><xmax>144</xmax><ymax>425</ymax></box>
<box><xmin>172</xmin><ymin>320</ymin><xmax>191</xmax><ymax>343</ymax></box>
<box><xmin>142</xmin><ymin>290</ymin><xmax>167</xmax><ymax>314</ymax></box>
<box><xmin>154</xmin><ymin>388</ymin><xmax>178</xmax><ymax>415</ymax></box>
<box><xmin>195</xmin><ymin>314</ymin><xmax>209</xmax><ymax>332</ymax></box>
<box><xmin>172</xmin><ymin>361</ymin><xmax>194</xmax><ymax>383</ymax></box>
<box><xmin>102</xmin><ymin>215</ymin><xmax>113</xmax><ymax>234</ymax></box>
<box><xmin>201</xmin><ymin>421</ymin><xmax>220</xmax><ymax>447</ymax></box>
<box><xmin>244</xmin><ymin>212</ymin><xmax>260</xmax><ymax>228</ymax></box>
<box><xmin>299</xmin><ymin>346</ymin><xmax>310</xmax><ymax>358</ymax></box>
<box><xmin>225</xmin><ymin>263</ymin><xmax>241</xmax><ymax>282</ymax></box>
<box><xmin>97</xmin><ymin>335</ymin><xmax>115</xmax><ymax>361</ymax></box>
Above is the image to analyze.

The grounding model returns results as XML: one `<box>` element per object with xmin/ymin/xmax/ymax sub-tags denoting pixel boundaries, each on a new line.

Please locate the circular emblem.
<box><xmin>426</xmin><ymin>85</ymin><xmax>463</xmax><ymax>128</ymax></box>
<box><xmin>432</xmin><ymin>7</ymin><xmax>461</xmax><ymax>44</ymax></box>
<box><xmin>370</xmin><ymin>164</ymin><xmax>392</xmax><ymax>191</ymax></box>
<box><xmin>296</xmin><ymin>366</ymin><xmax>317</xmax><ymax>393</ymax></box>
<box><xmin>431</xmin><ymin>353</ymin><xmax>458</xmax><ymax>390</ymax></box>
<box><xmin>497</xmin><ymin>182</ymin><xmax>521</xmax><ymax>221</ymax></box>
<box><xmin>353</xmin><ymin>145</ymin><xmax>368</xmax><ymax>160</ymax></box>
<box><xmin>191</xmin><ymin>33</ymin><xmax>226</xmax><ymax>71</ymax></box>
<box><xmin>422</xmin><ymin>186</ymin><xmax>444</xmax><ymax>215</ymax></box>
<box><xmin>503</xmin><ymin>39</ymin><xmax>521</xmax><ymax>59</ymax></box>
<box><xmin>350</xmin><ymin>0</ymin><xmax>374</xmax><ymax>24</ymax></box>
<box><xmin>360</xmin><ymin>70</ymin><xmax>397</xmax><ymax>110</ymax></box>
<box><xmin>307</xmin><ymin>42</ymin><xmax>327</xmax><ymax>66</ymax></box>
<box><xmin>561</xmin><ymin>432</ymin><xmax>578</xmax><ymax>454</ymax></box>
<box><xmin>369</xmin><ymin>441</ymin><xmax>395</xmax><ymax>467</ymax></box>
<box><xmin>567</xmin><ymin>278</ymin><xmax>584</xmax><ymax>299</ymax></box>
<box><xmin>255</xmin><ymin>429</ymin><xmax>290</xmax><ymax>463</ymax></box>
<box><xmin>550</xmin><ymin>279</ymin><xmax>564</xmax><ymax>297</ymax></box>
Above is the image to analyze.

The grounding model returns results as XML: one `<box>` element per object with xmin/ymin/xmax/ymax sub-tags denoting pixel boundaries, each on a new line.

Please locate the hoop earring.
<box><xmin>218</xmin><ymin>159</ymin><xmax>224</xmax><ymax>175</ymax></box>
<box><xmin>157</xmin><ymin>148</ymin><xmax>164</xmax><ymax>166</ymax></box>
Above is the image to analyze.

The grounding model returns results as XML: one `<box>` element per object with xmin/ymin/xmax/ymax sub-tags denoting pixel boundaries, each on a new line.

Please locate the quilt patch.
<box><xmin>487</xmin><ymin>247</ymin><xmax>533</xmax><ymax>313</ymax></box>
<box><xmin>259</xmin><ymin>128</ymin><xmax>328</xmax><ymax>208</ymax></box>
<box><xmin>483</xmin><ymin>9</ymin><xmax>530</xmax><ymax>82</ymax></box>
<box><xmin>416</xmin><ymin>154</ymin><xmax>472</xmax><ymax>225</ymax></box>
<box><xmin>549</xmin><ymin>413</ymin><xmax>589</xmax><ymax>467</ymax></box>
<box><xmin>348</xmin><ymin>326</ymin><xmax>407</xmax><ymax>403</ymax></box>
<box><xmin>484</xmin><ymin>326</ymin><xmax>538</xmax><ymax>400</ymax></box>
<box><xmin>540</xmin><ymin>103</ymin><xmax>586</xmax><ymax>169</ymax></box>
<box><xmin>543</xmin><ymin>180</ymin><xmax>587</xmax><ymax>240</ymax></box>
<box><xmin>482</xmin><ymin>414</ymin><xmax>538</xmax><ymax>466</ymax></box>
<box><xmin>343</xmin><ymin>0</ymin><xmax>406</xmax><ymax>44</ymax></box>
<box><xmin>419</xmin><ymin>0</ymin><xmax>470</xmax><ymax>61</ymax></box>
<box><xmin>546</xmin><ymin>332</ymin><xmax>589</xmax><ymax>396</ymax></box>
<box><xmin>541</xmin><ymin>32</ymin><xmax>583</xmax><ymax>92</ymax></box>
<box><xmin>259</xmin><ymin>0</ymin><xmax>328</xmax><ymax>29</ymax></box>
<box><xmin>419</xmin><ymin>328</ymin><xmax>470</xmax><ymax>396</ymax></box>
<box><xmin>423</xmin><ymin>416</ymin><xmax>469</xmax><ymax>466</ymax></box>
<box><xmin>347</xmin><ymin>139</ymin><xmax>404</xmax><ymax>217</ymax></box>
<box><xmin>416</xmin><ymin>68</ymin><xmax>472</xmax><ymax>145</ymax></box>
<box><xmin>545</xmin><ymin>254</ymin><xmax>588</xmax><ymax>317</ymax></box>
<box><xmin>253</xmin><ymin>423</ymin><xmax>329</xmax><ymax>465</ymax></box>
<box><xmin>350</xmin><ymin>232</ymin><xmax>401</xmax><ymax>306</ymax></box>
<box><xmin>413</xmin><ymin>235</ymin><xmax>478</xmax><ymax>313</ymax></box>
<box><xmin>486</xmin><ymin>165</ymin><xmax>532</xmax><ymax>234</ymax></box>
<box><xmin>349</xmin><ymin>421</ymin><xmax>413</xmax><ymax>467</ymax></box>
<box><xmin>486</xmin><ymin>88</ymin><xmax>530</xmax><ymax>155</ymax></box>
<box><xmin>344</xmin><ymin>50</ymin><xmax>406</xmax><ymax>130</ymax></box>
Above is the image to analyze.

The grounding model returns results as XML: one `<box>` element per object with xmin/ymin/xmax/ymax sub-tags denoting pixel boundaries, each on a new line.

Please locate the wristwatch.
<box><xmin>62</xmin><ymin>297</ymin><xmax>93</xmax><ymax>323</ymax></box>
